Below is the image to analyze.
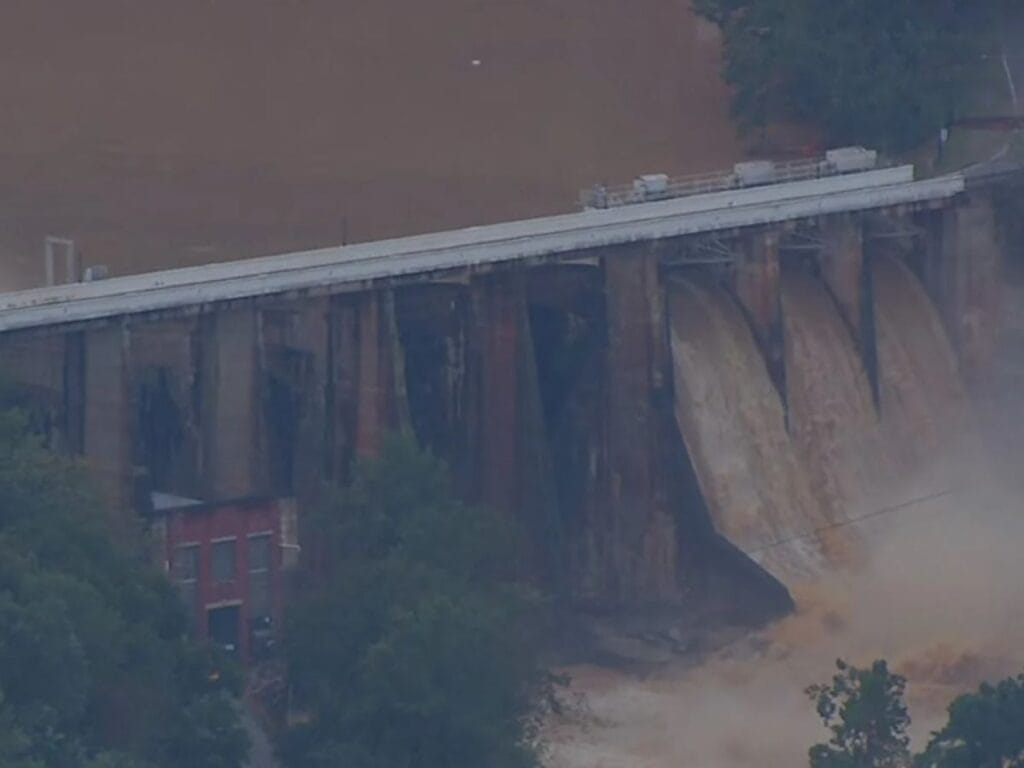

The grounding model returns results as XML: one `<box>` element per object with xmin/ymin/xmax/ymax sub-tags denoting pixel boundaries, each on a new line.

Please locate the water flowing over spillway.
<box><xmin>780</xmin><ymin>270</ymin><xmax>891</xmax><ymax>563</ymax></box>
<box><xmin>667</xmin><ymin>279</ymin><xmax>830</xmax><ymax>583</ymax></box>
<box><xmin>667</xmin><ymin>258</ymin><xmax>974</xmax><ymax>589</ymax></box>
<box><xmin>872</xmin><ymin>255</ymin><xmax>974</xmax><ymax>479</ymax></box>
<box><xmin>550</xmin><ymin>257</ymin><xmax>1000</xmax><ymax>768</ymax></box>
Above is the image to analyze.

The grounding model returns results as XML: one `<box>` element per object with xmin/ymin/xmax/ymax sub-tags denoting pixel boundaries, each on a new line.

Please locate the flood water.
<box><xmin>0</xmin><ymin>0</ymin><xmax>738</xmax><ymax>290</ymax></box>
<box><xmin>547</xmin><ymin>257</ymin><xmax>1017</xmax><ymax>767</ymax></box>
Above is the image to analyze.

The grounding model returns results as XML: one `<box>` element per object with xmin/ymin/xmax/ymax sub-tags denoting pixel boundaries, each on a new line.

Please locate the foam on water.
<box><xmin>548</xmin><ymin>258</ymin><xmax>1015</xmax><ymax>768</ymax></box>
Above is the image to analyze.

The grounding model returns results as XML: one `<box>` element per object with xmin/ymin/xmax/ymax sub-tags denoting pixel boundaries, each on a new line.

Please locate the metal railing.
<box><xmin>580</xmin><ymin>153</ymin><xmax>870</xmax><ymax>210</ymax></box>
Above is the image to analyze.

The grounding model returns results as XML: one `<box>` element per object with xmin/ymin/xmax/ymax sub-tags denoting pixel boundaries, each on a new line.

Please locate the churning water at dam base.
<box><xmin>545</xmin><ymin>256</ymin><xmax>1023</xmax><ymax>767</ymax></box>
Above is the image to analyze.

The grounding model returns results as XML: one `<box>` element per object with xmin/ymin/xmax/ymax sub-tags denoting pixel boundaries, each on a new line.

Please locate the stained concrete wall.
<box><xmin>0</xmin><ymin>326</ymin><xmax>135</xmax><ymax>514</ymax></box>
<box><xmin>393</xmin><ymin>282</ymin><xmax>470</xmax><ymax>473</ymax></box>
<box><xmin>0</xmin><ymin>191</ymin><xmax>1008</xmax><ymax>612</ymax></box>
<box><xmin>326</xmin><ymin>296</ymin><xmax>360</xmax><ymax>479</ymax></box>
<box><xmin>281</xmin><ymin>299</ymin><xmax>329</xmax><ymax>498</ymax></box>
<box><xmin>83</xmin><ymin>323</ymin><xmax>132</xmax><ymax>514</ymax></box>
<box><xmin>0</xmin><ymin>331</ymin><xmax>88</xmax><ymax>458</ymax></box>
<box><xmin>326</xmin><ymin>291</ymin><xmax>408</xmax><ymax>479</ymax></box>
<box><xmin>925</xmin><ymin>196</ymin><xmax>1003</xmax><ymax>388</ymax></box>
<box><xmin>200</xmin><ymin>308</ymin><xmax>263</xmax><ymax>499</ymax></box>
<box><xmin>354</xmin><ymin>291</ymin><xmax>408</xmax><ymax>459</ymax></box>
<box><xmin>734</xmin><ymin>230</ymin><xmax>785</xmax><ymax>398</ymax></box>
<box><xmin>256</xmin><ymin>300</ymin><xmax>330</xmax><ymax>498</ymax></box>
<box><xmin>472</xmin><ymin>275</ymin><xmax>524</xmax><ymax>514</ymax></box>
<box><xmin>819</xmin><ymin>213</ymin><xmax>878</xmax><ymax>402</ymax></box>
<box><xmin>129</xmin><ymin>320</ymin><xmax>201</xmax><ymax>496</ymax></box>
<box><xmin>0</xmin><ymin>334</ymin><xmax>65</xmax><ymax>400</ymax></box>
<box><xmin>601</xmin><ymin>243</ymin><xmax>680</xmax><ymax>602</ymax></box>
<box><xmin>820</xmin><ymin>214</ymin><xmax>864</xmax><ymax>340</ymax></box>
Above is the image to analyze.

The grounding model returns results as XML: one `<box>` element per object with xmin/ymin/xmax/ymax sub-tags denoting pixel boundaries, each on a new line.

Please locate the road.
<box><xmin>0</xmin><ymin>166</ymin><xmax>972</xmax><ymax>334</ymax></box>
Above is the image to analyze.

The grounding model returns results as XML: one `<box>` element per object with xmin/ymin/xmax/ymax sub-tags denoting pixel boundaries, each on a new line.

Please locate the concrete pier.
<box><xmin>820</xmin><ymin>214</ymin><xmax>865</xmax><ymax>342</ymax></box>
<box><xmin>735</xmin><ymin>230</ymin><xmax>785</xmax><ymax>398</ymax></box>
<box><xmin>83</xmin><ymin>323</ymin><xmax>132</xmax><ymax>513</ymax></box>
<box><xmin>933</xmin><ymin>197</ymin><xmax>1003</xmax><ymax>388</ymax></box>
<box><xmin>604</xmin><ymin>243</ymin><xmax>679</xmax><ymax>600</ymax></box>
<box><xmin>200</xmin><ymin>308</ymin><xmax>263</xmax><ymax>499</ymax></box>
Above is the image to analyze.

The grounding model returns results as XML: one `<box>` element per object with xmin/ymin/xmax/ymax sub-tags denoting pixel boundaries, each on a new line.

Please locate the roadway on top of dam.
<box><xmin>0</xmin><ymin>165</ymin><xmax>965</xmax><ymax>334</ymax></box>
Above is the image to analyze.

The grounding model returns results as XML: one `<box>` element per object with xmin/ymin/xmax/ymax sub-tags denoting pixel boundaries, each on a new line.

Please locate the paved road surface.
<box><xmin>1</xmin><ymin>166</ymin><xmax>974</xmax><ymax>335</ymax></box>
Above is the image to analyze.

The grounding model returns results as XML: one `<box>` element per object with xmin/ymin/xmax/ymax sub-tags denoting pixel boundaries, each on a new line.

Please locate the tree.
<box><xmin>693</xmin><ymin>0</ymin><xmax>1001</xmax><ymax>152</ymax></box>
<box><xmin>806</xmin><ymin>659</ymin><xmax>912</xmax><ymax>768</ymax></box>
<box><xmin>0</xmin><ymin>407</ymin><xmax>249</xmax><ymax>768</ymax></box>
<box><xmin>916</xmin><ymin>673</ymin><xmax>1024</xmax><ymax>768</ymax></box>
<box><xmin>280</xmin><ymin>437</ymin><xmax>548</xmax><ymax>768</ymax></box>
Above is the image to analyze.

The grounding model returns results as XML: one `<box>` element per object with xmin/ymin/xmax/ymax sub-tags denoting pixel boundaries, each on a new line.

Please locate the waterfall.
<box><xmin>781</xmin><ymin>270</ymin><xmax>890</xmax><ymax>565</ymax></box>
<box><xmin>872</xmin><ymin>255</ymin><xmax>974</xmax><ymax>478</ymax></box>
<box><xmin>667</xmin><ymin>256</ymin><xmax>975</xmax><ymax>592</ymax></box>
<box><xmin>667</xmin><ymin>278</ymin><xmax>829</xmax><ymax>584</ymax></box>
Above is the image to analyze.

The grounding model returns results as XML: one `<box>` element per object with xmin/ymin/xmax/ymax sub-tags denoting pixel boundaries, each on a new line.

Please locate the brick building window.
<box><xmin>172</xmin><ymin>543</ymin><xmax>200</xmax><ymax>621</ymax></box>
<box><xmin>211</xmin><ymin>538</ymin><xmax>237</xmax><ymax>584</ymax></box>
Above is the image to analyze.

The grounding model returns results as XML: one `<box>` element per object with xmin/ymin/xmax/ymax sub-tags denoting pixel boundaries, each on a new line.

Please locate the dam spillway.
<box><xmin>0</xmin><ymin>163</ymin><xmax>1017</xmax><ymax>621</ymax></box>
<box><xmin>668</xmin><ymin>277</ymin><xmax>832</xmax><ymax>584</ymax></box>
<box><xmin>664</xmin><ymin>256</ymin><xmax>975</xmax><ymax>597</ymax></box>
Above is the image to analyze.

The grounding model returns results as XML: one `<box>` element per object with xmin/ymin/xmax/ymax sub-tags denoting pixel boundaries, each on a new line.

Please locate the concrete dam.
<box><xmin>0</xmin><ymin>158</ymin><xmax>1019</xmax><ymax>621</ymax></box>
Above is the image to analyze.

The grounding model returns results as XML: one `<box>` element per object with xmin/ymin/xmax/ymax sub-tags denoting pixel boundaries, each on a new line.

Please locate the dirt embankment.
<box><xmin>0</xmin><ymin>0</ymin><xmax>739</xmax><ymax>289</ymax></box>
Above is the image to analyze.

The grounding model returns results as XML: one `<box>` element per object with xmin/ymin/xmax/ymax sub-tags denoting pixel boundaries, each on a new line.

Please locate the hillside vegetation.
<box><xmin>694</xmin><ymin>0</ymin><xmax>1009</xmax><ymax>152</ymax></box>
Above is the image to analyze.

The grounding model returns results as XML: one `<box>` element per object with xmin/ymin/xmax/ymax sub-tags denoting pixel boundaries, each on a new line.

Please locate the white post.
<box><xmin>66</xmin><ymin>246</ymin><xmax>79</xmax><ymax>283</ymax></box>
<box><xmin>43</xmin><ymin>237</ymin><xmax>77</xmax><ymax>285</ymax></box>
<box><xmin>1002</xmin><ymin>49</ymin><xmax>1018</xmax><ymax>111</ymax></box>
<box><xmin>44</xmin><ymin>239</ymin><xmax>55</xmax><ymax>286</ymax></box>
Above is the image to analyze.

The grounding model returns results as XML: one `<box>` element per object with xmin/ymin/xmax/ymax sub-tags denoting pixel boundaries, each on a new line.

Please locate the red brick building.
<box><xmin>152</xmin><ymin>494</ymin><xmax>297</xmax><ymax>665</ymax></box>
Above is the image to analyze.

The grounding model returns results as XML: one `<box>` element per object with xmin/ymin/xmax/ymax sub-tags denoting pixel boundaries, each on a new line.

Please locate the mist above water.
<box><xmin>547</xmin><ymin>257</ymin><xmax>1021</xmax><ymax>767</ymax></box>
<box><xmin>547</xmin><ymin>492</ymin><xmax>1024</xmax><ymax>768</ymax></box>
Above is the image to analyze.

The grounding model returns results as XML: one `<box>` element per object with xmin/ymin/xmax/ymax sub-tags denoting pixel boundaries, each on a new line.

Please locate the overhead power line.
<box><xmin>746</xmin><ymin>487</ymin><xmax>956</xmax><ymax>556</ymax></box>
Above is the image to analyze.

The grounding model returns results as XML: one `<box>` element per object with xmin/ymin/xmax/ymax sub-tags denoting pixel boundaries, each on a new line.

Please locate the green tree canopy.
<box><xmin>806</xmin><ymin>659</ymin><xmax>911</xmax><ymax>768</ymax></box>
<box><xmin>916</xmin><ymin>672</ymin><xmax>1024</xmax><ymax>768</ymax></box>
<box><xmin>807</xmin><ymin>660</ymin><xmax>1024</xmax><ymax>768</ymax></box>
<box><xmin>694</xmin><ymin>0</ymin><xmax>1002</xmax><ymax>152</ymax></box>
<box><xmin>280</xmin><ymin>437</ymin><xmax>548</xmax><ymax>768</ymax></box>
<box><xmin>0</xmin><ymin>408</ymin><xmax>249</xmax><ymax>768</ymax></box>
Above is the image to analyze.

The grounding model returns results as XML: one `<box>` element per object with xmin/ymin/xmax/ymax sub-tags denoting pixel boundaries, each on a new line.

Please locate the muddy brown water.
<box><xmin>9</xmin><ymin>9</ymin><xmax>1009</xmax><ymax>767</ymax></box>
<box><xmin>0</xmin><ymin>0</ymin><xmax>739</xmax><ymax>289</ymax></box>
<box><xmin>548</xmin><ymin>261</ymin><xmax>1018</xmax><ymax>768</ymax></box>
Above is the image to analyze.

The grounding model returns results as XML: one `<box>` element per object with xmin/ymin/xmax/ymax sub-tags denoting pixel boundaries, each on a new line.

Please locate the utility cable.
<box><xmin>745</xmin><ymin>487</ymin><xmax>956</xmax><ymax>556</ymax></box>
